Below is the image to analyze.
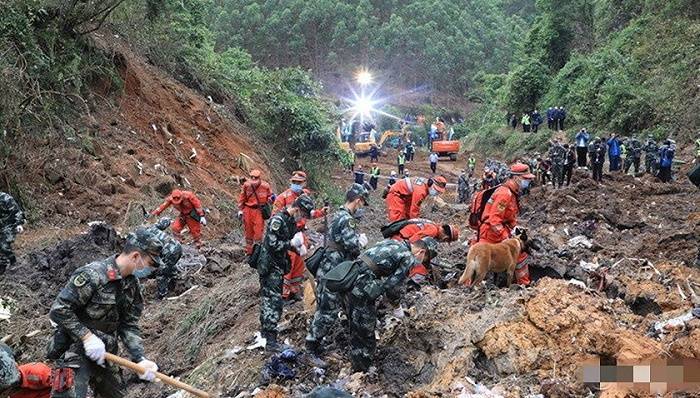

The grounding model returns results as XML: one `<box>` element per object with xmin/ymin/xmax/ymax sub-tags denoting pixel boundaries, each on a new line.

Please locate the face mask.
<box><xmin>133</xmin><ymin>255</ymin><xmax>153</xmax><ymax>279</ymax></box>
<box><xmin>354</xmin><ymin>208</ymin><xmax>366</xmax><ymax>219</ymax></box>
<box><xmin>429</xmin><ymin>187</ymin><xmax>438</xmax><ymax>197</ymax></box>
<box><xmin>290</xmin><ymin>184</ymin><xmax>303</xmax><ymax>193</ymax></box>
<box><xmin>520</xmin><ymin>180</ymin><xmax>531</xmax><ymax>190</ymax></box>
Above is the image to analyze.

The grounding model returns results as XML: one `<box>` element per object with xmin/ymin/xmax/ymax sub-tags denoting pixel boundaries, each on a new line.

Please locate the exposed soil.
<box><xmin>2</xmin><ymin>36</ymin><xmax>700</xmax><ymax>398</ymax></box>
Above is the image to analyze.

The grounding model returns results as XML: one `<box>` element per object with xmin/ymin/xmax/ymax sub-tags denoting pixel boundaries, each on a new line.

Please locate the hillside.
<box><xmin>1</xmin><ymin>0</ymin><xmax>699</xmax><ymax>397</ymax></box>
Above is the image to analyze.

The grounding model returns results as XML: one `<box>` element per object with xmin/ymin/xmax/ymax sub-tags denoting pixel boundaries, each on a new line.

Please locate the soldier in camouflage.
<box><xmin>0</xmin><ymin>343</ymin><xmax>21</xmax><ymax>396</ymax></box>
<box><xmin>643</xmin><ymin>135</ymin><xmax>659</xmax><ymax>175</ymax></box>
<box><xmin>48</xmin><ymin>227</ymin><xmax>165</xmax><ymax>398</ymax></box>
<box><xmin>148</xmin><ymin>218</ymin><xmax>183</xmax><ymax>299</ymax></box>
<box><xmin>548</xmin><ymin>140</ymin><xmax>567</xmax><ymax>189</ymax></box>
<box><xmin>0</xmin><ymin>191</ymin><xmax>25</xmax><ymax>274</ymax></box>
<box><xmin>624</xmin><ymin>137</ymin><xmax>643</xmax><ymax>174</ymax></box>
<box><xmin>340</xmin><ymin>237</ymin><xmax>437</xmax><ymax>372</ymax></box>
<box><xmin>305</xmin><ymin>184</ymin><xmax>369</xmax><ymax>360</ymax></box>
<box><xmin>258</xmin><ymin>194</ymin><xmax>315</xmax><ymax>351</ymax></box>
<box><xmin>457</xmin><ymin>170</ymin><xmax>470</xmax><ymax>203</ymax></box>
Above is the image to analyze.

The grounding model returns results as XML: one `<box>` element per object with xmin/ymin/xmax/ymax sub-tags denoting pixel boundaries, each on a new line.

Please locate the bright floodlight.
<box><xmin>357</xmin><ymin>70</ymin><xmax>373</xmax><ymax>86</ymax></box>
<box><xmin>354</xmin><ymin>96</ymin><xmax>373</xmax><ymax>116</ymax></box>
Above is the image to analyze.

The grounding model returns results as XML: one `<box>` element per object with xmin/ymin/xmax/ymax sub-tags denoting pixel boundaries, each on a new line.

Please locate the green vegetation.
<box><xmin>463</xmin><ymin>0</ymin><xmax>699</xmax><ymax>158</ymax></box>
<box><xmin>206</xmin><ymin>0</ymin><xmax>535</xmax><ymax>95</ymax></box>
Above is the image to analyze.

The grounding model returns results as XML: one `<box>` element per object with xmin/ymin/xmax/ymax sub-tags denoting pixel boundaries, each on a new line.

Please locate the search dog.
<box><xmin>459</xmin><ymin>227</ymin><xmax>530</xmax><ymax>288</ymax></box>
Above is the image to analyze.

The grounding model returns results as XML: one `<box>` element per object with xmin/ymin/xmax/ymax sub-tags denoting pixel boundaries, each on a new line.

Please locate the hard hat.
<box><xmin>290</xmin><ymin>171</ymin><xmax>307</xmax><ymax>183</ymax></box>
<box><xmin>510</xmin><ymin>163</ymin><xmax>535</xmax><ymax>180</ymax></box>
<box><xmin>442</xmin><ymin>224</ymin><xmax>459</xmax><ymax>242</ymax></box>
<box><xmin>249</xmin><ymin>169</ymin><xmax>262</xmax><ymax>178</ymax></box>
<box><xmin>432</xmin><ymin>176</ymin><xmax>448</xmax><ymax>192</ymax></box>
<box><xmin>170</xmin><ymin>190</ymin><xmax>183</xmax><ymax>204</ymax></box>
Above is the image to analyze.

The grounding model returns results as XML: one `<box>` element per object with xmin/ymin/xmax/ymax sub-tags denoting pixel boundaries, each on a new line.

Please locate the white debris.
<box><xmin>246</xmin><ymin>332</ymin><xmax>267</xmax><ymax>350</ymax></box>
<box><xmin>189</xmin><ymin>147</ymin><xmax>197</xmax><ymax>160</ymax></box>
<box><xmin>579</xmin><ymin>260</ymin><xmax>600</xmax><ymax>272</ymax></box>
<box><xmin>654</xmin><ymin>311</ymin><xmax>695</xmax><ymax>333</ymax></box>
<box><xmin>568</xmin><ymin>235</ymin><xmax>593</xmax><ymax>249</ymax></box>
<box><xmin>567</xmin><ymin>279</ymin><xmax>587</xmax><ymax>289</ymax></box>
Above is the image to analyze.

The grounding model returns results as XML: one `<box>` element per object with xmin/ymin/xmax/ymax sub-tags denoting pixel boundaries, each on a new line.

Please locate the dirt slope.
<box><xmin>7</xmin><ymin>34</ymin><xmax>274</xmax><ymax>253</ymax></box>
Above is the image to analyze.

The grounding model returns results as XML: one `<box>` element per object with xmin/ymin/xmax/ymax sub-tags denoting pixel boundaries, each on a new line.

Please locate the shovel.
<box><xmin>104</xmin><ymin>353</ymin><xmax>210</xmax><ymax>398</ymax></box>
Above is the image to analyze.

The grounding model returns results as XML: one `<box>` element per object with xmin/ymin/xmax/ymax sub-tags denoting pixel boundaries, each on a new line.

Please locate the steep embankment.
<box><xmin>9</xmin><ymin>35</ymin><xmax>274</xmax><ymax>250</ymax></box>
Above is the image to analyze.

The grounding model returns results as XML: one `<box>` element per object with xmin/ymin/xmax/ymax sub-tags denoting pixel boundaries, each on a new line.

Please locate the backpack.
<box><xmin>323</xmin><ymin>260</ymin><xmax>360</xmax><ymax>293</ymax></box>
<box><xmin>380</xmin><ymin>218</ymin><xmax>433</xmax><ymax>239</ymax></box>
<box><xmin>468</xmin><ymin>185</ymin><xmax>500</xmax><ymax>230</ymax></box>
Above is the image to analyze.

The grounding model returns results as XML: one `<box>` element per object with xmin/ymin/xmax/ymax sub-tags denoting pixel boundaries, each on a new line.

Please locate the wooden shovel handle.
<box><xmin>104</xmin><ymin>353</ymin><xmax>210</xmax><ymax>398</ymax></box>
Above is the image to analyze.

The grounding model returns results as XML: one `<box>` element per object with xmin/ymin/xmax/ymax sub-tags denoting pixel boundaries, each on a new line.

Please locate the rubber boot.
<box><xmin>263</xmin><ymin>332</ymin><xmax>289</xmax><ymax>353</ymax></box>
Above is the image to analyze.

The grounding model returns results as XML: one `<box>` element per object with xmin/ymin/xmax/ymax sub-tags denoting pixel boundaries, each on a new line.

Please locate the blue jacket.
<box><xmin>575</xmin><ymin>131</ymin><xmax>590</xmax><ymax>147</ymax></box>
<box><xmin>607</xmin><ymin>137</ymin><xmax>621</xmax><ymax>156</ymax></box>
<box><xmin>532</xmin><ymin>112</ymin><xmax>543</xmax><ymax>126</ymax></box>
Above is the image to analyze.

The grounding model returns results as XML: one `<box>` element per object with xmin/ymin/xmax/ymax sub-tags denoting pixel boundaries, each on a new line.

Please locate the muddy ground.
<box><xmin>2</xmin><ymin>152</ymin><xmax>699</xmax><ymax>397</ymax></box>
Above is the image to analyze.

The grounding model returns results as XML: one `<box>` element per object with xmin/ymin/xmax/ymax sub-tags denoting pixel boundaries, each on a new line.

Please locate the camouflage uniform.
<box><xmin>258</xmin><ymin>209</ymin><xmax>299</xmax><ymax>342</ymax></box>
<box><xmin>624</xmin><ymin>138</ymin><xmax>643</xmax><ymax>174</ymax></box>
<box><xmin>341</xmin><ymin>239</ymin><xmax>420</xmax><ymax>372</ymax></box>
<box><xmin>0</xmin><ymin>343</ymin><xmax>20</xmax><ymax>395</ymax></box>
<box><xmin>48</xmin><ymin>228</ymin><xmax>165</xmax><ymax>398</ymax></box>
<box><xmin>643</xmin><ymin>138</ymin><xmax>659</xmax><ymax>175</ymax></box>
<box><xmin>548</xmin><ymin>144</ymin><xmax>567</xmax><ymax>188</ymax></box>
<box><xmin>305</xmin><ymin>206</ymin><xmax>362</xmax><ymax>353</ymax></box>
<box><xmin>149</xmin><ymin>218</ymin><xmax>183</xmax><ymax>299</ymax></box>
<box><xmin>0</xmin><ymin>192</ymin><xmax>25</xmax><ymax>274</ymax></box>
<box><xmin>457</xmin><ymin>172</ymin><xmax>470</xmax><ymax>203</ymax></box>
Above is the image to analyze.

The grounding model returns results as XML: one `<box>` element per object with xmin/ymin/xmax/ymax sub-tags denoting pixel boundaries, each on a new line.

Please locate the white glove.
<box><xmin>137</xmin><ymin>358</ymin><xmax>158</xmax><ymax>382</ymax></box>
<box><xmin>297</xmin><ymin>244</ymin><xmax>308</xmax><ymax>256</ymax></box>
<box><xmin>200</xmin><ymin>217</ymin><xmax>207</xmax><ymax>226</ymax></box>
<box><xmin>237</xmin><ymin>211</ymin><xmax>243</xmax><ymax>220</ymax></box>
<box><xmin>290</xmin><ymin>232</ymin><xmax>304</xmax><ymax>248</ymax></box>
<box><xmin>15</xmin><ymin>225</ymin><xmax>23</xmax><ymax>234</ymax></box>
<box><xmin>82</xmin><ymin>334</ymin><xmax>106</xmax><ymax>365</ymax></box>
<box><xmin>358</xmin><ymin>233</ymin><xmax>368</xmax><ymax>248</ymax></box>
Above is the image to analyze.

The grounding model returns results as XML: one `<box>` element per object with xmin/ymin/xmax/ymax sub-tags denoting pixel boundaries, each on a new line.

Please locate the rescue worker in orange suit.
<box><xmin>150</xmin><ymin>189</ymin><xmax>207</xmax><ymax>249</ymax></box>
<box><xmin>273</xmin><ymin>171</ymin><xmax>328</xmax><ymax>300</ymax></box>
<box><xmin>385</xmin><ymin>175</ymin><xmax>447</xmax><ymax>222</ymax></box>
<box><xmin>237</xmin><ymin>169</ymin><xmax>274</xmax><ymax>255</ymax></box>
<box><xmin>392</xmin><ymin>221</ymin><xmax>459</xmax><ymax>284</ymax></box>
<box><xmin>472</xmin><ymin>163</ymin><xmax>535</xmax><ymax>285</ymax></box>
<box><xmin>1</xmin><ymin>342</ymin><xmax>69</xmax><ymax>398</ymax></box>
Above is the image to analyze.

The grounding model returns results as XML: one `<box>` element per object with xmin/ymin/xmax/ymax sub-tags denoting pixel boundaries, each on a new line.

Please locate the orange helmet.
<box><xmin>432</xmin><ymin>176</ymin><xmax>448</xmax><ymax>192</ymax></box>
<box><xmin>442</xmin><ymin>224</ymin><xmax>459</xmax><ymax>242</ymax></box>
<box><xmin>290</xmin><ymin>171</ymin><xmax>307</xmax><ymax>183</ymax></box>
<box><xmin>170</xmin><ymin>189</ymin><xmax>183</xmax><ymax>204</ymax></box>
<box><xmin>249</xmin><ymin>169</ymin><xmax>262</xmax><ymax>178</ymax></box>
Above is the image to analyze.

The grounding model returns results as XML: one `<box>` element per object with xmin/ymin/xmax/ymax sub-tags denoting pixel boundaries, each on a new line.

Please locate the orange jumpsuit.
<box><xmin>10</xmin><ymin>363</ymin><xmax>52</xmax><ymax>398</ymax></box>
<box><xmin>385</xmin><ymin>178</ymin><xmax>430</xmax><ymax>222</ymax></box>
<box><xmin>237</xmin><ymin>180</ymin><xmax>273</xmax><ymax>255</ymax></box>
<box><xmin>392</xmin><ymin>222</ymin><xmax>441</xmax><ymax>281</ymax></box>
<box><xmin>273</xmin><ymin>188</ymin><xmax>325</xmax><ymax>299</ymax></box>
<box><xmin>473</xmin><ymin>179</ymin><xmax>529</xmax><ymax>285</ymax></box>
<box><xmin>152</xmin><ymin>191</ymin><xmax>205</xmax><ymax>247</ymax></box>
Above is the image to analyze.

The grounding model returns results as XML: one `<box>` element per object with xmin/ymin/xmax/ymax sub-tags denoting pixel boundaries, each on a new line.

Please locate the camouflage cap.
<box><xmin>0</xmin><ymin>343</ymin><xmax>20</xmax><ymax>390</ymax></box>
<box><xmin>345</xmin><ymin>183</ymin><xmax>370</xmax><ymax>205</ymax></box>
<box><xmin>417</xmin><ymin>236</ymin><xmax>438</xmax><ymax>264</ymax></box>
<box><xmin>125</xmin><ymin>227</ymin><xmax>165</xmax><ymax>268</ymax></box>
<box><xmin>155</xmin><ymin>217</ymin><xmax>171</xmax><ymax>231</ymax></box>
<box><xmin>293</xmin><ymin>194</ymin><xmax>315</xmax><ymax>218</ymax></box>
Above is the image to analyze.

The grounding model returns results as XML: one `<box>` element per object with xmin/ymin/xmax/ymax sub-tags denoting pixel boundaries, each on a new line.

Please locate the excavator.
<box><xmin>337</xmin><ymin>123</ymin><xmax>410</xmax><ymax>157</ymax></box>
<box><xmin>431</xmin><ymin>120</ymin><xmax>460</xmax><ymax>161</ymax></box>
